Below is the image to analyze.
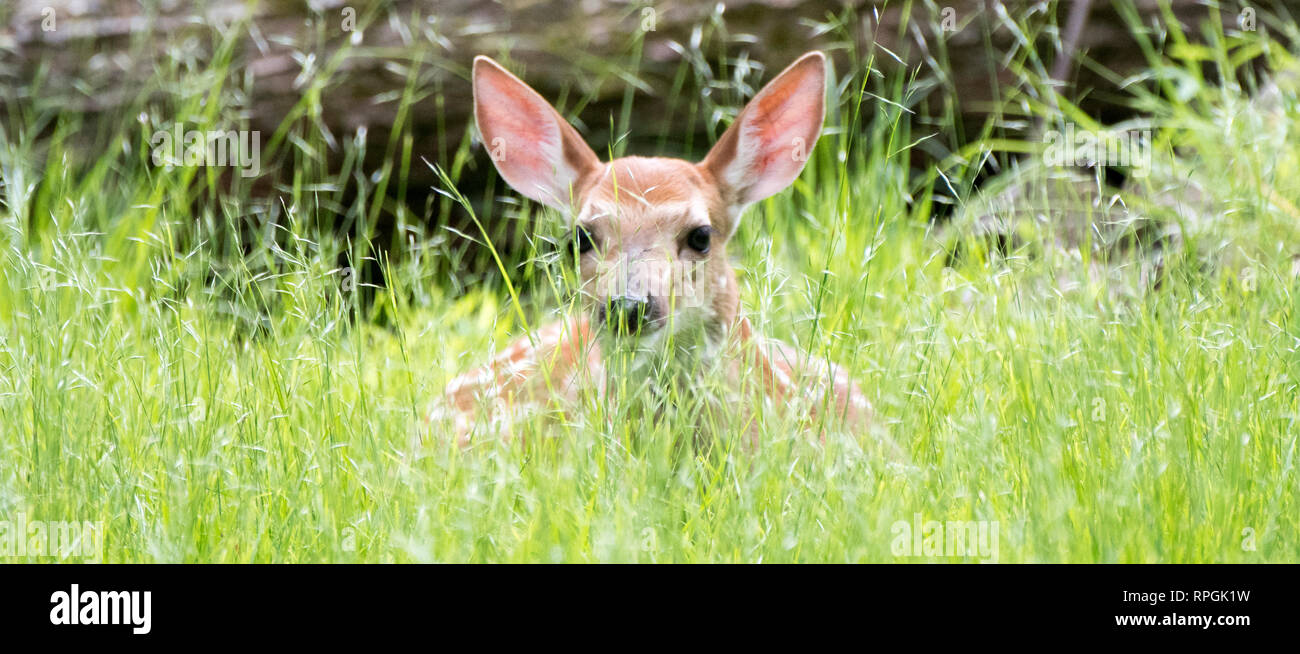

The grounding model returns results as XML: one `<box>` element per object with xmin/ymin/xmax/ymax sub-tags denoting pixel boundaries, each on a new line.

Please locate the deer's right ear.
<box><xmin>473</xmin><ymin>56</ymin><xmax>602</xmax><ymax>211</ymax></box>
<box><xmin>700</xmin><ymin>51</ymin><xmax>826</xmax><ymax>223</ymax></box>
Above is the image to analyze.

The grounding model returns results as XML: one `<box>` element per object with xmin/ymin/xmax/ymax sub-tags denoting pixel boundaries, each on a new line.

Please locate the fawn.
<box><xmin>431</xmin><ymin>51</ymin><xmax>874</xmax><ymax>447</ymax></box>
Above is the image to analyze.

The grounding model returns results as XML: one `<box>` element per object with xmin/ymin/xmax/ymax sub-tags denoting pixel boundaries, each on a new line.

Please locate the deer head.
<box><xmin>472</xmin><ymin>51</ymin><xmax>826</xmax><ymax>360</ymax></box>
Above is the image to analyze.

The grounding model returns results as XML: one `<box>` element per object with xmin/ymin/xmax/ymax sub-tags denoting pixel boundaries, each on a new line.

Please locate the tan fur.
<box><xmin>431</xmin><ymin>52</ymin><xmax>877</xmax><ymax>449</ymax></box>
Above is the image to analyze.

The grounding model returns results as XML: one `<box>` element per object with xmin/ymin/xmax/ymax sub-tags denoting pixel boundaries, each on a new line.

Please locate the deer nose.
<box><xmin>605</xmin><ymin>296</ymin><xmax>650</xmax><ymax>333</ymax></box>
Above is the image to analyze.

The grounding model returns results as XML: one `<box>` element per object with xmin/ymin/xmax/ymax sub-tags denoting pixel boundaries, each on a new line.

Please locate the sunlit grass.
<box><xmin>0</xmin><ymin>2</ymin><xmax>1297</xmax><ymax>562</ymax></box>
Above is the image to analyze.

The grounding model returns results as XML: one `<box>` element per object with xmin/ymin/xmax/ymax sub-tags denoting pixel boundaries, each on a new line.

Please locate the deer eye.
<box><xmin>684</xmin><ymin>226</ymin><xmax>712</xmax><ymax>254</ymax></box>
<box><xmin>571</xmin><ymin>225</ymin><xmax>596</xmax><ymax>255</ymax></box>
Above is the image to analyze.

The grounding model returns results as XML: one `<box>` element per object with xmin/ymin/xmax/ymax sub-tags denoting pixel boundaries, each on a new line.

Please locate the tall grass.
<box><xmin>0</xmin><ymin>2</ymin><xmax>1296</xmax><ymax>562</ymax></box>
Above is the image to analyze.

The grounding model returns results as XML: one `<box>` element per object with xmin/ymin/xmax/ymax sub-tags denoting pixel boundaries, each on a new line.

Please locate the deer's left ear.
<box><xmin>700</xmin><ymin>51</ymin><xmax>826</xmax><ymax>217</ymax></box>
<box><xmin>473</xmin><ymin>55</ymin><xmax>602</xmax><ymax>212</ymax></box>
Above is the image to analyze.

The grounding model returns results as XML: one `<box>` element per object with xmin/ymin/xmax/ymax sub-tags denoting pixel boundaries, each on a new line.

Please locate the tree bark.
<box><xmin>0</xmin><ymin>0</ymin><xmax>1244</xmax><ymax>208</ymax></box>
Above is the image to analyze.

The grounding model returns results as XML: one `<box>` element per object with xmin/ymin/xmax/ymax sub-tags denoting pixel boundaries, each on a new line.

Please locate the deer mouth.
<box><xmin>594</xmin><ymin>295</ymin><xmax>664</xmax><ymax>337</ymax></box>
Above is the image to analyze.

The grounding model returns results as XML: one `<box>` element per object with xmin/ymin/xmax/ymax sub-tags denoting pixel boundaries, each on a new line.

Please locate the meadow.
<box><xmin>1</xmin><ymin>2</ymin><xmax>1297</xmax><ymax>562</ymax></box>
